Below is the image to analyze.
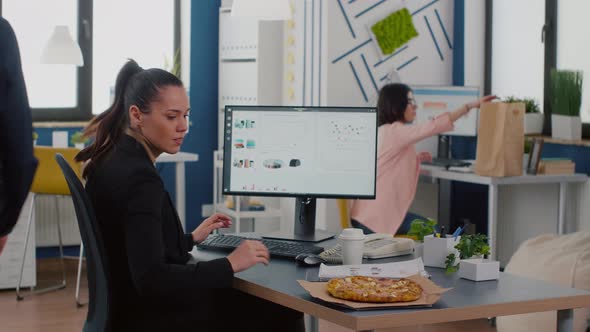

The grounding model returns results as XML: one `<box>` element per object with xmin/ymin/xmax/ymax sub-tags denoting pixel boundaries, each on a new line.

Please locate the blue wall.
<box><xmin>183</xmin><ymin>0</ymin><xmax>220</xmax><ymax>232</ymax></box>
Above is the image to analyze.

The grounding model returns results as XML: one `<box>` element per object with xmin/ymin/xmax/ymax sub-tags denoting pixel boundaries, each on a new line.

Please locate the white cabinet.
<box><xmin>217</xmin><ymin>7</ymin><xmax>283</xmax><ymax>149</ymax></box>
<box><xmin>0</xmin><ymin>194</ymin><xmax>36</xmax><ymax>289</ymax></box>
<box><xmin>212</xmin><ymin>150</ymin><xmax>282</xmax><ymax>233</ymax></box>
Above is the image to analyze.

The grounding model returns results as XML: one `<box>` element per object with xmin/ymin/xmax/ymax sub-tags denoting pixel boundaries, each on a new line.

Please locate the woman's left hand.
<box><xmin>191</xmin><ymin>213</ymin><xmax>232</xmax><ymax>244</ymax></box>
<box><xmin>418</xmin><ymin>152</ymin><xmax>432</xmax><ymax>163</ymax></box>
<box><xmin>467</xmin><ymin>95</ymin><xmax>497</xmax><ymax>110</ymax></box>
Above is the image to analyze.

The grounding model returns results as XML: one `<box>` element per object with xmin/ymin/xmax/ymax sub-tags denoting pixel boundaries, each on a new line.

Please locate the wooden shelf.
<box><xmin>526</xmin><ymin>134</ymin><xmax>590</xmax><ymax>147</ymax></box>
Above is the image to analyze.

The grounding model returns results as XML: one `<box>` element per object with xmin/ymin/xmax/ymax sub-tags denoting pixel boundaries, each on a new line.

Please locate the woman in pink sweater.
<box><xmin>350</xmin><ymin>83</ymin><xmax>495</xmax><ymax>235</ymax></box>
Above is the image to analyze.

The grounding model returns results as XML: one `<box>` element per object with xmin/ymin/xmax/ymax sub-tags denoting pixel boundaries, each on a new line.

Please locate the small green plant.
<box><xmin>444</xmin><ymin>234</ymin><xmax>490</xmax><ymax>274</ymax></box>
<box><xmin>70</xmin><ymin>131</ymin><xmax>89</xmax><ymax>145</ymax></box>
<box><xmin>407</xmin><ymin>218</ymin><xmax>437</xmax><ymax>242</ymax></box>
<box><xmin>32</xmin><ymin>131</ymin><xmax>38</xmax><ymax>141</ymax></box>
<box><xmin>503</xmin><ymin>96</ymin><xmax>540</xmax><ymax>114</ymax></box>
<box><xmin>550</xmin><ymin>69</ymin><xmax>583</xmax><ymax>116</ymax></box>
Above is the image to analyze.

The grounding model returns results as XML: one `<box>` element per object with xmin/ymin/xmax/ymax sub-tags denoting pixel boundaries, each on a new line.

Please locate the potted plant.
<box><xmin>444</xmin><ymin>234</ymin><xmax>498</xmax><ymax>281</ymax></box>
<box><xmin>70</xmin><ymin>131</ymin><xmax>89</xmax><ymax>149</ymax></box>
<box><xmin>550</xmin><ymin>69</ymin><xmax>583</xmax><ymax>140</ymax></box>
<box><xmin>32</xmin><ymin>131</ymin><xmax>38</xmax><ymax>146</ymax></box>
<box><xmin>407</xmin><ymin>218</ymin><xmax>437</xmax><ymax>259</ymax></box>
<box><xmin>504</xmin><ymin>96</ymin><xmax>542</xmax><ymax>134</ymax></box>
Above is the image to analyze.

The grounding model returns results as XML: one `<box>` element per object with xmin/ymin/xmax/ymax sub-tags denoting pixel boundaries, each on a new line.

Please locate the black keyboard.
<box><xmin>423</xmin><ymin>158</ymin><xmax>471</xmax><ymax>169</ymax></box>
<box><xmin>198</xmin><ymin>234</ymin><xmax>325</xmax><ymax>259</ymax></box>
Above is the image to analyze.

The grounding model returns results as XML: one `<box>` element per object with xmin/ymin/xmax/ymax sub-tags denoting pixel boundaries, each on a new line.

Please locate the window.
<box><xmin>92</xmin><ymin>0</ymin><xmax>176</xmax><ymax>115</ymax></box>
<box><xmin>1</xmin><ymin>0</ymin><xmax>179</xmax><ymax>121</ymax></box>
<box><xmin>486</xmin><ymin>0</ymin><xmax>589</xmax><ymax>138</ymax></box>
<box><xmin>557</xmin><ymin>1</ymin><xmax>590</xmax><ymax>132</ymax></box>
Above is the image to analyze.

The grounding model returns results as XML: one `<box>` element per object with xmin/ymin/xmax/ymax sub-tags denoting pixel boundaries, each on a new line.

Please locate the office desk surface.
<box><xmin>192</xmin><ymin>241</ymin><xmax>590</xmax><ymax>331</ymax></box>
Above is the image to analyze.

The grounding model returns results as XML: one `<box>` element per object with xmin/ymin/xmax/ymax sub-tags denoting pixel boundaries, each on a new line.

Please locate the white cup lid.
<box><xmin>339</xmin><ymin>228</ymin><xmax>365</xmax><ymax>241</ymax></box>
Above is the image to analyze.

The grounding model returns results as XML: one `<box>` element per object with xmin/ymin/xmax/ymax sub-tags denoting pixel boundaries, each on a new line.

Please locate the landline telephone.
<box><xmin>318</xmin><ymin>233</ymin><xmax>415</xmax><ymax>264</ymax></box>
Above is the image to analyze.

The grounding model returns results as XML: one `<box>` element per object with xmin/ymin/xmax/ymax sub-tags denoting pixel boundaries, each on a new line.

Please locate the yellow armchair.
<box><xmin>17</xmin><ymin>146</ymin><xmax>82</xmax><ymax>300</ymax></box>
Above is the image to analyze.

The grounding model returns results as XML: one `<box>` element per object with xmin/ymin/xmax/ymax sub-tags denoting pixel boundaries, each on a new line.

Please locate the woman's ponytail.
<box><xmin>76</xmin><ymin>59</ymin><xmax>143</xmax><ymax>178</ymax></box>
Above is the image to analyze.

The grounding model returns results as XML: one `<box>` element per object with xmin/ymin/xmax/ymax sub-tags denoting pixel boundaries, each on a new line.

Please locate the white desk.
<box><xmin>155</xmin><ymin>152</ymin><xmax>199</xmax><ymax>228</ymax></box>
<box><xmin>420</xmin><ymin>165</ymin><xmax>588</xmax><ymax>260</ymax></box>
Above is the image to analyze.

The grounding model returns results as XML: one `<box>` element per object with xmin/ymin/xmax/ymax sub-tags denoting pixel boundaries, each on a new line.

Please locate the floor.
<box><xmin>0</xmin><ymin>258</ymin><xmax>497</xmax><ymax>332</ymax></box>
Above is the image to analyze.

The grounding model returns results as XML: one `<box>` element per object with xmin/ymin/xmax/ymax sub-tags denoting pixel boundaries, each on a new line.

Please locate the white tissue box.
<box><xmin>458</xmin><ymin>258</ymin><xmax>500</xmax><ymax>281</ymax></box>
<box><xmin>423</xmin><ymin>235</ymin><xmax>460</xmax><ymax>268</ymax></box>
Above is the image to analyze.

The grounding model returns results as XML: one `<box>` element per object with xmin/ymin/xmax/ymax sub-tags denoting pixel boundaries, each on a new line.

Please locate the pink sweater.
<box><xmin>350</xmin><ymin>113</ymin><xmax>453</xmax><ymax>234</ymax></box>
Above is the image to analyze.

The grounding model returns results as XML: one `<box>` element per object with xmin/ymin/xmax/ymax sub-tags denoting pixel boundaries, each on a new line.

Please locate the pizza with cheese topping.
<box><xmin>326</xmin><ymin>276</ymin><xmax>422</xmax><ymax>303</ymax></box>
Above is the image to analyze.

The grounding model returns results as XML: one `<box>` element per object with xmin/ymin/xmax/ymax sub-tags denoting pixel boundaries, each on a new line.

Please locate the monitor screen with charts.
<box><xmin>222</xmin><ymin>105</ymin><xmax>378</xmax><ymax>242</ymax></box>
<box><xmin>413</xmin><ymin>85</ymin><xmax>481</xmax><ymax>137</ymax></box>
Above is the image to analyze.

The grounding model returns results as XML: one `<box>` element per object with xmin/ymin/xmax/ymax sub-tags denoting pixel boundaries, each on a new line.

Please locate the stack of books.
<box><xmin>537</xmin><ymin>158</ymin><xmax>575</xmax><ymax>175</ymax></box>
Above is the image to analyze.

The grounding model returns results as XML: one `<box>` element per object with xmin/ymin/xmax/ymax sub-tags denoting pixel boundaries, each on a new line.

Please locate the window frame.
<box><xmin>485</xmin><ymin>0</ymin><xmax>589</xmax><ymax>139</ymax></box>
<box><xmin>1</xmin><ymin>0</ymin><xmax>181</xmax><ymax>122</ymax></box>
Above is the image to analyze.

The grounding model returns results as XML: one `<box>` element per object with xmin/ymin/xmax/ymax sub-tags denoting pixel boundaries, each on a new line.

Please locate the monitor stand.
<box><xmin>262</xmin><ymin>197</ymin><xmax>335</xmax><ymax>243</ymax></box>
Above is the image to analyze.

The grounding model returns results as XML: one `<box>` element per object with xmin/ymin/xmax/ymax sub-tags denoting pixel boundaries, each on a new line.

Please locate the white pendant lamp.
<box><xmin>40</xmin><ymin>25</ymin><xmax>84</xmax><ymax>66</ymax></box>
<box><xmin>231</xmin><ymin>0</ymin><xmax>292</xmax><ymax>21</ymax></box>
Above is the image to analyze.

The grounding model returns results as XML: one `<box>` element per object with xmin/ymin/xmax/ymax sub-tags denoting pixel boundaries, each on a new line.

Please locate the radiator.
<box><xmin>34</xmin><ymin>194</ymin><xmax>81</xmax><ymax>247</ymax></box>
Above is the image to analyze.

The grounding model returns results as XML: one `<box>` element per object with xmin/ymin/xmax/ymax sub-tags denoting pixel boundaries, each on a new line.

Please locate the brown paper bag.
<box><xmin>474</xmin><ymin>102</ymin><xmax>525</xmax><ymax>177</ymax></box>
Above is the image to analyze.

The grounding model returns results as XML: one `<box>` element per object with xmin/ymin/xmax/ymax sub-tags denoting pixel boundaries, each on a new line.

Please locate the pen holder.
<box><xmin>423</xmin><ymin>235</ymin><xmax>460</xmax><ymax>268</ymax></box>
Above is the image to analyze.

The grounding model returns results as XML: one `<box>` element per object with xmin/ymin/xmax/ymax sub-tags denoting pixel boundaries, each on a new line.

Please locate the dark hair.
<box><xmin>76</xmin><ymin>59</ymin><xmax>183</xmax><ymax>178</ymax></box>
<box><xmin>377</xmin><ymin>83</ymin><xmax>412</xmax><ymax>126</ymax></box>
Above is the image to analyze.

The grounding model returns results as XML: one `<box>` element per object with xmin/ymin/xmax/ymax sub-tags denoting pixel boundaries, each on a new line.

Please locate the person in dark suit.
<box><xmin>0</xmin><ymin>17</ymin><xmax>38</xmax><ymax>254</ymax></box>
<box><xmin>76</xmin><ymin>59</ymin><xmax>304</xmax><ymax>331</ymax></box>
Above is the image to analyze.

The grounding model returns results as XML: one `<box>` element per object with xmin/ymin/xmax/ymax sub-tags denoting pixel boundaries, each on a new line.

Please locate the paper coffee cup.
<box><xmin>339</xmin><ymin>228</ymin><xmax>365</xmax><ymax>265</ymax></box>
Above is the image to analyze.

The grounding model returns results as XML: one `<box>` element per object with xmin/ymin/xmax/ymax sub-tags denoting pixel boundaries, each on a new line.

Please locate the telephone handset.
<box><xmin>318</xmin><ymin>233</ymin><xmax>415</xmax><ymax>264</ymax></box>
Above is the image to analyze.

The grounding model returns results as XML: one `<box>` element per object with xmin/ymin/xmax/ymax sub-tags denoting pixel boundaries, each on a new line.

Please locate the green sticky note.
<box><xmin>371</xmin><ymin>8</ymin><xmax>418</xmax><ymax>55</ymax></box>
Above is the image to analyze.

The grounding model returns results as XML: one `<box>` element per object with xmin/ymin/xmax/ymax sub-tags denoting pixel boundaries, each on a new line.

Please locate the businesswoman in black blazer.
<box><xmin>76</xmin><ymin>59</ymin><xmax>303</xmax><ymax>332</ymax></box>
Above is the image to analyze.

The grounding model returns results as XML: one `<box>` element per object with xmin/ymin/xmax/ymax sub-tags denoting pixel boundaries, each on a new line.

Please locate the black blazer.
<box><xmin>85</xmin><ymin>135</ymin><xmax>233</xmax><ymax>331</ymax></box>
<box><xmin>0</xmin><ymin>17</ymin><xmax>38</xmax><ymax>236</ymax></box>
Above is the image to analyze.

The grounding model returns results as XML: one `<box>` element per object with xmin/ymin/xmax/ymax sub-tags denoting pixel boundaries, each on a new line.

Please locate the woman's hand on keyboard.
<box><xmin>191</xmin><ymin>213</ymin><xmax>232</xmax><ymax>244</ymax></box>
<box><xmin>227</xmin><ymin>240</ymin><xmax>270</xmax><ymax>273</ymax></box>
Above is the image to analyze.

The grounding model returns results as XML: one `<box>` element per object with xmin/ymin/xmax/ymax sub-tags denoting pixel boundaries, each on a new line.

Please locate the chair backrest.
<box><xmin>55</xmin><ymin>153</ymin><xmax>111</xmax><ymax>332</ymax></box>
<box><xmin>31</xmin><ymin>147</ymin><xmax>82</xmax><ymax>195</ymax></box>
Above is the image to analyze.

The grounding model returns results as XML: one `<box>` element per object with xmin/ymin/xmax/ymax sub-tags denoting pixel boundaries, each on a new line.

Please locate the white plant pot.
<box><xmin>458</xmin><ymin>258</ymin><xmax>500</xmax><ymax>281</ymax></box>
<box><xmin>413</xmin><ymin>241</ymin><xmax>424</xmax><ymax>258</ymax></box>
<box><xmin>423</xmin><ymin>235</ymin><xmax>460</xmax><ymax>268</ymax></box>
<box><xmin>552</xmin><ymin>114</ymin><xmax>581</xmax><ymax>140</ymax></box>
<box><xmin>524</xmin><ymin>113</ymin><xmax>543</xmax><ymax>134</ymax></box>
<box><xmin>33</xmin><ymin>140</ymin><xmax>37</xmax><ymax>146</ymax></box>
<box><xmin>74</xmin><ymin>142</ymin><xmax>85</xmax><ymax>150</ymax></box>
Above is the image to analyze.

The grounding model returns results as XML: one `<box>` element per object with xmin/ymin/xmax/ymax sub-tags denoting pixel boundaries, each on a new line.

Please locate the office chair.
<box><xmin>56</xmin><ymin>153</ymin><xmax>112</xmax><ymax>332</ymax></box>
<box><xmin>16</xmin><ymin>147</ymin><xmax>82</xmax><ymax>300</ymax></box>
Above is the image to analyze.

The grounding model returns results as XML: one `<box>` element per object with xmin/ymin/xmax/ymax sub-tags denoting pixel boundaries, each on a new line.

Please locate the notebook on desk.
<box><xmin>422</xmin><ymin>158</ymin><xmax>472</xmax><ymax>169</ymax></box>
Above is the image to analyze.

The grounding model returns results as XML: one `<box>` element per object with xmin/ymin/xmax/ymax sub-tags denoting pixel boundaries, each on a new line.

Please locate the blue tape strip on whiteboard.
<box><xmin>380</xmin><ymin>74</ymin><xmax>389</xmax><ymax>81</ymax></box>
<box><xmin>435</xmin><ymin>9</ymin><xmax>452</xmax><ymax>49</ymax></box>
<box><xmin>332</xmin><ymin>38</ymin><xmax>372</xmax><ymax>64</ymax></box>
<box><xmin>453</xmin><ymin>0</ymin><xmax>465</xmax><ymax>86</ymax></box>
<box><xmin>311</xmin><ymin>0</ymin><xmax>315</xmax><ymax>105</ymax></box>
<box><xmin>303</xmin><ymin>0</ymin><xmax>307</xmax><ymax>105</ymax></box>
<box><xmin>413</xmin><ymin>88</ymin><xmax>479</xmax><ymax>96</ymax></box>
<box><xmin>319</xmin><ymin>0</ymin><xmax>323</xmax><ymax>105</ymax></box>
<box><xmin>411</xmin><ymin>0</ymin><xmax>439</xmax><ymax>16</ymax></box>
<box><xmin>361</xmin><ymin>53</ymin><xmax>378</xmax><ymax>92</ymax></box>
<box><xmin>396</xmin><ymin>56</ymin><xmax>418</xmax><ymax>71</ymax></box>
<box><xmin>373</xmin><ymin>45</ymin><xmax>409</xmax><ymax>68</ymax></box>
<box><xmin>424</xmin><ymin>16</ymin><xmax>443</xmax><ymax>61</ymax></box>
<box><xmin>337</xmin><ymin>0</ymin><xmax>356</xmax><ymax>39</ymax></box>
<box><xmin>349</xmin><ymin>61</ymin><xmax>368</xmax><ymax>102</ymax></box>
<box><xmin>355</xmin><ymin>0</ymin><xmax>387</xmax><ymax>19</ymax></box>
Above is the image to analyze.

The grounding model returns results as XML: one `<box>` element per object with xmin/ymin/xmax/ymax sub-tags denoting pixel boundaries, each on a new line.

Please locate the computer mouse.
<box><xmin>295</xmin><ymin>254</ymin><xmax>326</xmax><ymax>267</ymax></box>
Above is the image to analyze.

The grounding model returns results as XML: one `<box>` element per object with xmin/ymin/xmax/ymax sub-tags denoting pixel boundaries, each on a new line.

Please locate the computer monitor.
<box><xmin>412</xmin><ymin>85</ymin><xmax>481</xmax><ymax>158</ymax></box>
<box><xmin>222</xmin><ymin>105</ymin><xmax>378</xmax><ymax>242</ymax></box>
